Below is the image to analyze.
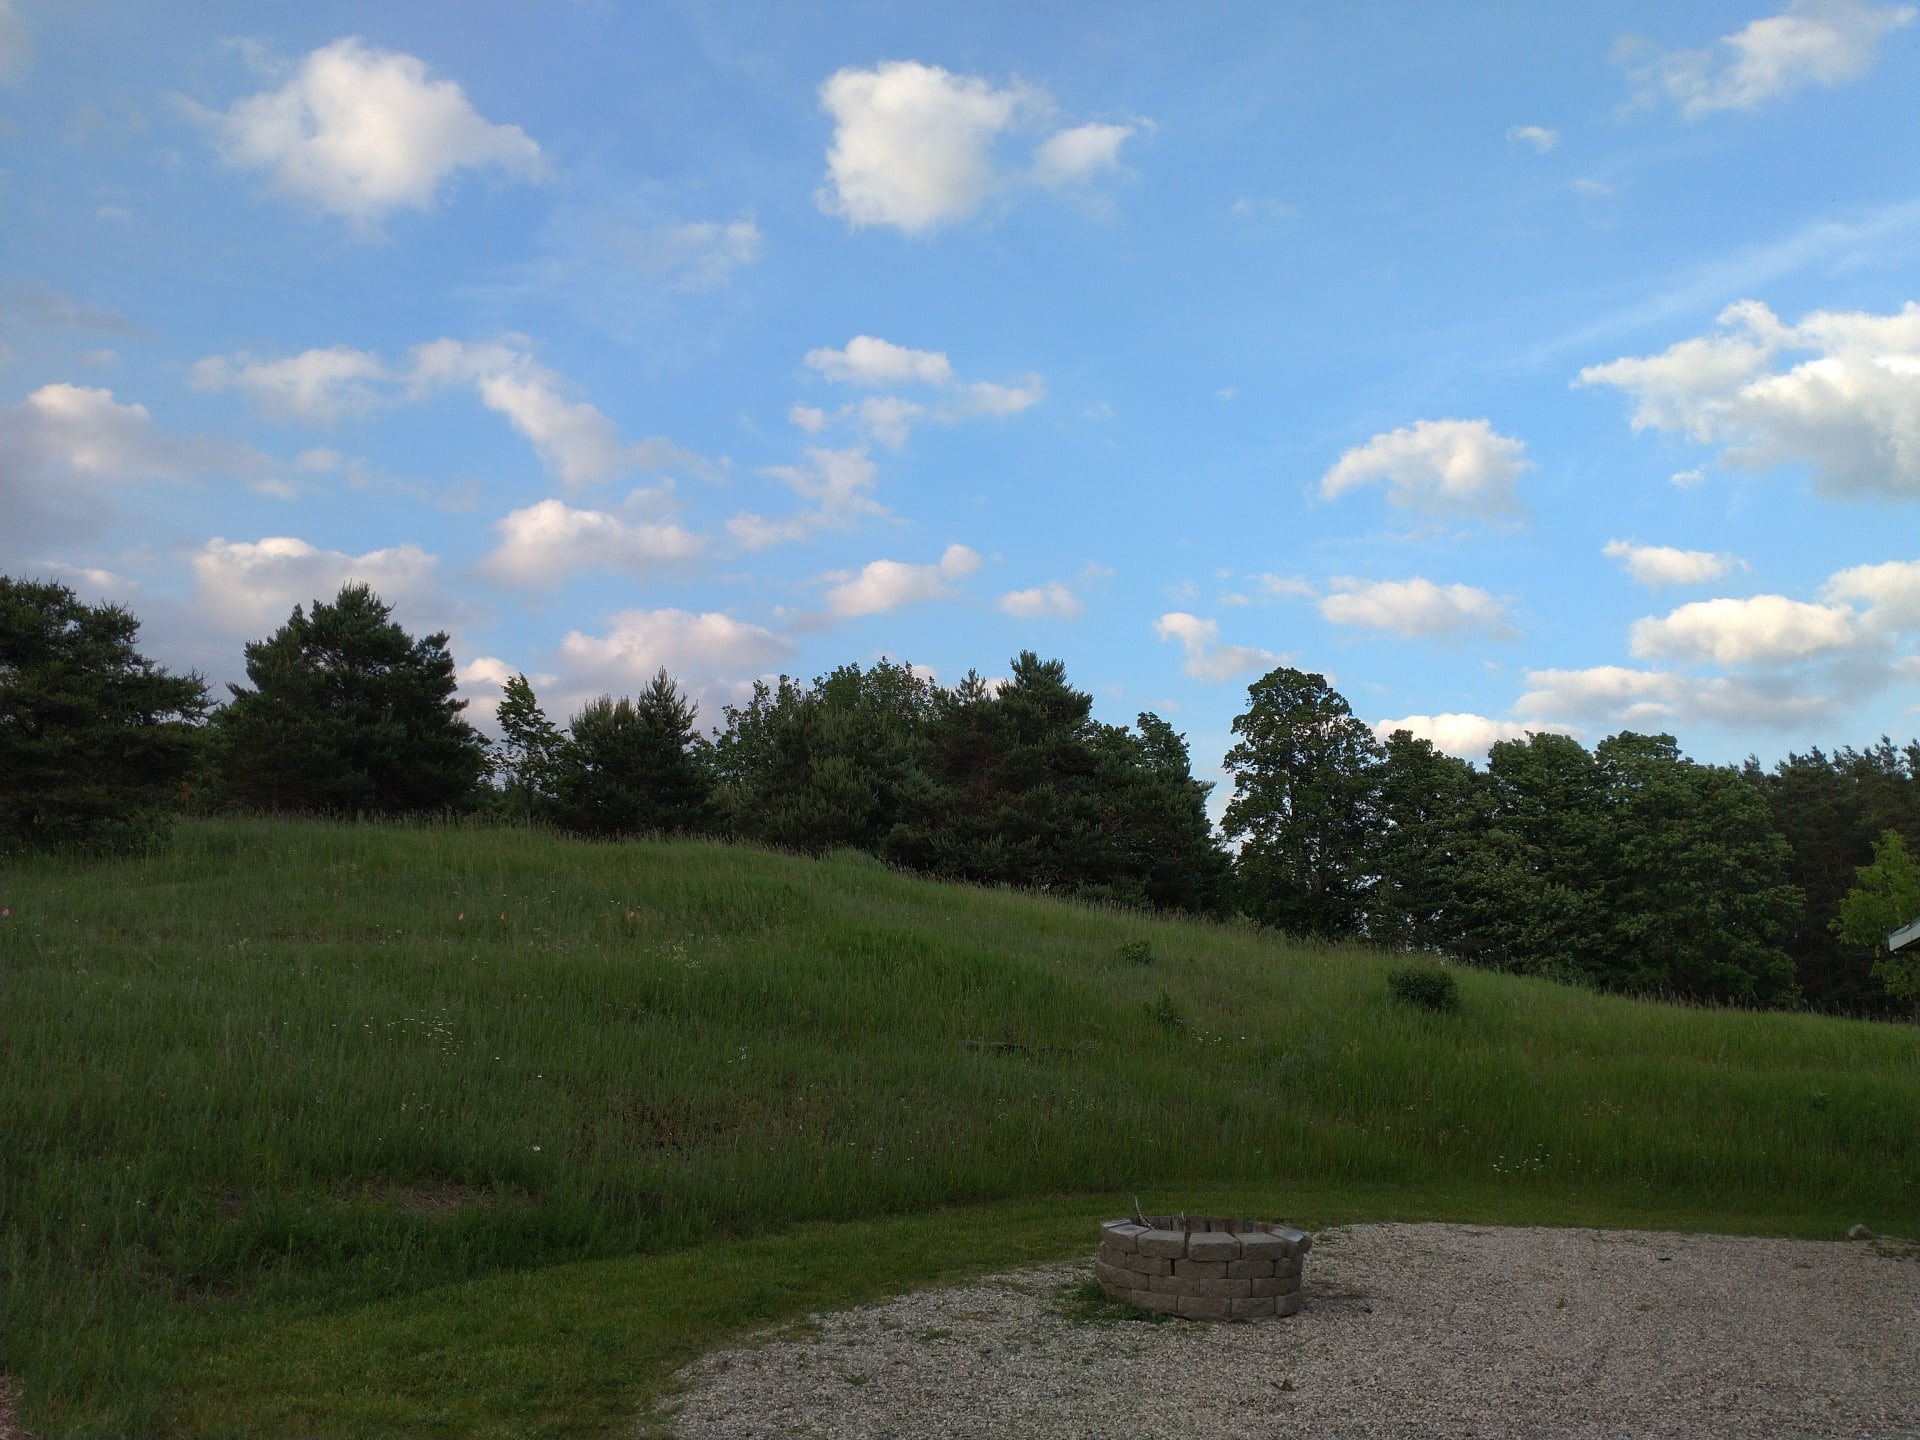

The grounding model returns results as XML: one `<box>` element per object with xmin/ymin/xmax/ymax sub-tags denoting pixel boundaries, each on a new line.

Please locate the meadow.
<box><xmin>3</xmin><ymin>817</ymin><xmax>1914</xmax><ymax>1437</ymax></box>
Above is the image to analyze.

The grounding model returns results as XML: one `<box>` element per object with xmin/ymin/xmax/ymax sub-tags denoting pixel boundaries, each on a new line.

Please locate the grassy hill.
<box><xmin>4</xmin><ymin>818</ymin><xmax>1915</xmax><ymax>1437</ymax></box>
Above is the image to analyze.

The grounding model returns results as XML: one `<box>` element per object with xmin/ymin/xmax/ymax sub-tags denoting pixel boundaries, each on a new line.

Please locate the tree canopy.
<box><xmin>0</xmin><ymin>577</ymin><xmax>210</xmax><ymax>851</ymax></box>
<box><xmin>209</xmin><ymin>583</ymin><xmax>489</xmax><ymax>815</ymax></box>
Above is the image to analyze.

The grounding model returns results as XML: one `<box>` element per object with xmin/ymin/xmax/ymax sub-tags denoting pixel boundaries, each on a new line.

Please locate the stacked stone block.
<box><xmin>1095</xmin><ymin>1215</ymin><xmax>1311</xmax><ymax>1321</ymax></box>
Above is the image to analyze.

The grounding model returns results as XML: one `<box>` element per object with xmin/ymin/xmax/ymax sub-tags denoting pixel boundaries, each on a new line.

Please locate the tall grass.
<box><xmin>3</xmin><ymin>817</ymin><xmax>1914</xmax><ymax>1434</ymax></box>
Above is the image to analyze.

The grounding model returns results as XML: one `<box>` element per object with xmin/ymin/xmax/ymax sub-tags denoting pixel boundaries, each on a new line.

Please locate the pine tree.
<box><xmin>210</xmin><ymin>583</ymin><xmax>488</xmax><ymax>814</ymax></box>
<box><xmin>0</xmin><ymin>577</ymin><xmax>210</xmax><ymax>851</ymax></box>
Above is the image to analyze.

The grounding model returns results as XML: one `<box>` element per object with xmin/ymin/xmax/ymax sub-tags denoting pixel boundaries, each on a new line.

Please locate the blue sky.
<box><xmin>4</xmin><ymin>0</ymin><xmax>1918</xmax><ymax>800</ymax></box>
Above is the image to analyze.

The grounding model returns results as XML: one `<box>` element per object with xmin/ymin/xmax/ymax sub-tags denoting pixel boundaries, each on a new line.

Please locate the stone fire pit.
<box><xmin>1095</xmin><ymin>1214</ymin><xmax>1312</xmax><ymax>1321</ymax></box>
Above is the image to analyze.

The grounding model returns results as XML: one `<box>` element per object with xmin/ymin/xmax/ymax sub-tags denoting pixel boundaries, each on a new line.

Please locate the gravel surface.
<box><xmin>660</xmin><ymin>1223</ymin><xmax>1920</xmax><ymax>1439</ymax></box>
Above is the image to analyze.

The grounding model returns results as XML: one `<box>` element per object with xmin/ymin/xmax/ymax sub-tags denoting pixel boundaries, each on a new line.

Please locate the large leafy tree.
<box><xmin>551</xmin><ymin>669</ymin><xmax>713</xmax><ymax>837</ymax></box>
<box><xmin>1596</xmin><ymin>733</ymin><xmax>1800</xmax><ymax>1006</ymax></box>
<box><xmin>211</xmin><ymin>583</ymin><xmax>488</xmax><ymax>814</ymax></box>
<box><xmin>1833</xmin><ymin>830</ymin><xmax>1920</xmax><ymax>1012</ymax></box>
<box><xmin>1222</xmin><ymin>666</ymin><xmax>1382</xmax><ymax>938</ymax></box>
<box><xmin>0</xmin><ymin>577</ymin><xmax>210</xmax><ymax>850</ymax></box>
<box><xmin>1365</xmin><ymin>729</ymin><xmax>1485</xmax><ymax>952</ymax></box>
<box><xmin>494</xmin><ymin>672</ymin><xmax>567</xmax><ymax>819</ymax></box>
<box><xmin>1741</xmin><ymin>741</ymin><xmax>1920</xmax><ymax>1014</ymax></box>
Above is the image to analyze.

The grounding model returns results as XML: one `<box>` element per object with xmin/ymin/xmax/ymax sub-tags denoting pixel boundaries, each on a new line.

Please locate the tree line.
<box><xmin>4</xmin><ymin>574</ymin><xmax>1915</xmax><ymax>1017</ymax></box>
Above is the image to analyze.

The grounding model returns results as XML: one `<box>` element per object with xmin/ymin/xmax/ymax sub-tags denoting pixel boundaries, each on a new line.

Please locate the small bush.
<box><xmin>1117</xmin><ymin>939</ymin><xmax>1154</xmax><ymax>965</ymax></box>
<box><xmin>1387</xmin><ymin>962</ymin><xmax>1460</xmax><ymax>1013</ymax></box>
<box><xmin>1147</xmin><ymin>989</ymin><xmax>1188</xmax><ymax>1033</ymax></box>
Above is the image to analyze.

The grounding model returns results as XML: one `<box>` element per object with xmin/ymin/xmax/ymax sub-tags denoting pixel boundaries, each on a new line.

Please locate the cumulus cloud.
<box><xmin>815</xmin><ymin>60</ymin><xmax>1139</xmax><ymax>233</ymax></box>
<box><xmin>557</xmin><ymin>607</ymin><xmax>789</xmax><ymax>680</ymax></box>
<box><xmin>192</xmin><ymin>335</ymin><xmax>711</xmax><ymax>488</ymax></box>
<box><xmin>1626</xmin><ymin>0</ymin><xmax>1914</xmax><ymax>118</ymax></box>
<box><xmin>1317</xmin><ymin>577</ymin><xmax>1515</xmax><ymax>639</ymax></box>
<box><xmin>189</xmin><ymin>535</ymin><xmax>441</xmax><ymax>637</ymax></box>
<box><xmin>1371</xmin><ymin>712</ymin><xmax>1576</xmax><ymax>759</ymax></box>
<box><xmin>479</xmin><ymin>496</ymin><xmax>703</xmax><ymax>587</ymax></box>
<box><xmin>1515</xmin><ymin>663</ymin><xmax>1843</xmax><ymax>731</ymax></box>
<box><xmin>1822</xmin><ymin>557</ymin><xmax>1920</xmax><ymax>628</ymax></box>
<box><xmin>1506</xmin><ymin>124</ymin><xmax>1559</xmax><ymax>152</ymax></box>
<box><xmin>0</xmin><ymin>383</ymin><xmax>277</xmax><ymax>553</ymax></box>
<box><xmin>1629</xmin><ymin>594</ymin><xmax>1860</xmax><ymax>665</ymax></box>
<box><xmin>1032</xmin><ymin>122</ymin><xmax>1136</xmax><ymax>187</ymax></box>
<box><xmin>998</xmin><ymin>582</ymin><xmax>1083</xmax><ymax>619</ymax></box>
<box><xmin>796</xmin><ymin>334</ymin><xmax>1045</xmax><ymax>449</ymax></box>
<box><xmin>200</xmin><ymin>37</ymin><xmax>546</xmax><ymax>227</ymax></box>
<box><xmin>1319</xmin><ymin>418</ymin><xmax>1529</xmax><ymax>520</ymax></box>
<box><xmin>806</xmin><ymin>335</ymin><xmax>954</xmax><ymax>387</ymax></box>
<box><xmin>1576</xmin><ymin>299</ymin><xmax>1920</xmax><ymax>501</ymax></box>
<box><xmin>730</xmin><ymin>445</ymin><xmax>882</xmax><ymax>550</ymax></box>
<box><xmin>188</xmin><ymin>346</ymin><xmax>387</xmax><ymax>424</ymax></box>
<box><xmin>1153</xmin><ymin>612</ymin><xmax>1285</xmax><ymax>682</ymax></box>
<box><xmin>1602</xmin><ymin>539</ymin><xmax>1744</xmax><ymax>586</ymax></box>
<box><xmin>823</xmin><ymin>544</ymin><xmax>980</xmax><ymax>619</ymax></box>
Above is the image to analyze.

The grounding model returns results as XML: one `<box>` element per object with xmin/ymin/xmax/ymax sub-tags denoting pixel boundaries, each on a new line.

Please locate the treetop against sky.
<box><xmin>2</xmin><ymin>0</ymin><xmax>1917</xmax><ymax>802</ymax></box>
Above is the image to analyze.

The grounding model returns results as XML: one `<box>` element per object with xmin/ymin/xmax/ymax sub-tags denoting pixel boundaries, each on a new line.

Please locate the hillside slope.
<box><xmin>3</xmin><ymin>818</ymin><xmax>1915</xmax><ymax>1433</ymax></box>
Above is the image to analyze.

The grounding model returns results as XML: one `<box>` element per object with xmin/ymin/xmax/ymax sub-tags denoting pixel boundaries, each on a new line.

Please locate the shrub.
<box><xmin>1387</xmin><ymin>961</ymin><xmax>1460</xmax><ymax>1013</ymax></box>
<box><xmin>1117</xmin><ymin>939</ymin><xmax>1154</xmax><ymax>965</ymax></box>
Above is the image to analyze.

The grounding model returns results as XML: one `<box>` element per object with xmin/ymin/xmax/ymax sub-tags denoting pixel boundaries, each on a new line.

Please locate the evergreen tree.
<box><xmin>552</xmin><ymin>669</ymin><xmax>713</xmax><ymax>836</ymax></box>
<box><xmin>0</xmin><ymin>577</ymin><xmax>210</xmax><ymax>851</ymax></box>
<box><xmin>211</xmin><ymin>583</ymin><xmax>488</xmax><ymax>814</ymax></box>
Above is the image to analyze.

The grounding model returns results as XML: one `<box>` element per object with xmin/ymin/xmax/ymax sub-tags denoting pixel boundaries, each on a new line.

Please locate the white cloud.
<box><xmin>731</xmin><ymin>445</ymin><xmax>882</xmax><ymax>550</ymax></box>
<box><xmin>1153</xmin><ymin>612</ymin><xmax>1284</xmax><ymax>682</ymax></box>
<box><xmin>479</xmin><ymin>496</ymin><xmax>703</xmax><ymax>587</ymax></box>
<box><xmin>1319</xmin><ymin>417</ymin><xmax>1529</xmax><ymax>520</ymax></box>
<box><xmin>1628</xmin><ymin>0</ymin><xmax>1914</xmax><ymax>118</ymax></box>
<box><xmin>823</xmin><ymin>544</ymin><xmax>980</xmax><ymax>619</ymax></box>
<box><xmin>190</xmin><ymin>335</ymin><xmax>713</xmax><ymax>488</ymax></box>
<box><xmin>1032</xmin><ymin>122</ymin><xmax>1135</xmax><ymax>188</ymax></box>
<box><xmin>806</xmin><ymin>335</ymin><xmax>954</xmax><ymax>387</ymax></box>
<box><xmin>1317</xmin><ymin>577</ymin><xmax>1515</xmax><ymax>639</ymax></box>
<box><xmin>1515</xmin><ymin>663</ymin><xmax>1843</xmax><ymax>731</ymax></box>
<box><xmin>0</xmin><ymin>383</ymin><xmax>277</xmax><ymax>552</ymax></box>
<box><xmin>1506</xmin><ymin>124</ymin><xmax>1559</xmax><ymax>152</ymax></box>
<box><xmin>1256</xmin><ymin>573</ymin><xmax>1316</xmax><ymax>598</ymax></box>
<box><xmin>6</xmin><ymin>382</ymin><xmax>269</xmax><ymax>482</ymax></box>
<box><xmin>188</xmin><ymin>346</ymin><xmax>387</xmax><ymax>423</ymax></box>
<box><xmin>1372</xmin><ymin>712</ymin><xmax>1575</xmax><ymax>759</ymax></box>
<box><xmin>998</xmin><ymin>582</ymin><xmax>1083</xmax><ymax>619</ymax></box>
<box><xmin>1821</xmin><ymin>557</ymin><xmax>1920</xmax><ymax>629</ymax></box>
<box><xmin>793</xmin><ymin>335</ymin><xmax>1045</xmax><ymax>449</ymax></box>
<box><xmin>189</xmin><ymin>535</ymin><xmax>440</xmax><ymax>637</ymax></box>
<box><xmin>1628</xmin><ymin>594</ymin><xmax>1859</xmax><ymax>665</ymax></box>
<box><xmin>557</xmin><ymin>608</ymin><xmax>791</xmax><ymax>690</ymax></box>
<box><xmin>815</xmin><ymin>60</ymin><xmax>1138</xmax><ymax>233</ymax></box>
<box><xmin>955</xmin><ymin>377</ymin><xmax>1045</xmax><ymax>417</ymax></box>
<box><xmin>1577</xmin><ymin>299</ymin><xmax>1920</xmax><ymax>501</ymax></box>
<box><xmin>1602</xmin><ymin>539</ymin><xmax>1744</xmax><ymax>586</ymax></box>
<box><xmin>202</xmin><ymin>37</ymin><xmax>546</xmax><ymax>227</ymax></box>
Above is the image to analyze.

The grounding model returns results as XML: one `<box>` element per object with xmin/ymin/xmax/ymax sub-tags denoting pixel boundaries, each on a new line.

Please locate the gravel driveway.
<box><xmin>660</xmin><ymin>1222</ymin><xmax>1920</xmax><ymax>1439</ymax></box>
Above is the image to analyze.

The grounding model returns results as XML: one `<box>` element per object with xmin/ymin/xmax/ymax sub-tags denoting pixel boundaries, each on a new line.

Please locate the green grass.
<box><xmin>3</xmin><ymin>817</ymin><xmax>1915</xmax><ymax>1436</ymax></box>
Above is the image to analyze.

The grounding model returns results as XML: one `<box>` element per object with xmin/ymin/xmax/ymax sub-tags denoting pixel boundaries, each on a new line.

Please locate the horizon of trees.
<box><xmin>5</xmin><ymin>574</ymin><xmax>1917</xmax><ymax>1019</ymax></box>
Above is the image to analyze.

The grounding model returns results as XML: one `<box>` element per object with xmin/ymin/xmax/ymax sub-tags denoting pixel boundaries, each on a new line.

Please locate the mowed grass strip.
<box><xmin>3</xmin><ymin>818</ymin><xmax>1915</xmax><ymax>1436</ymax></box>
